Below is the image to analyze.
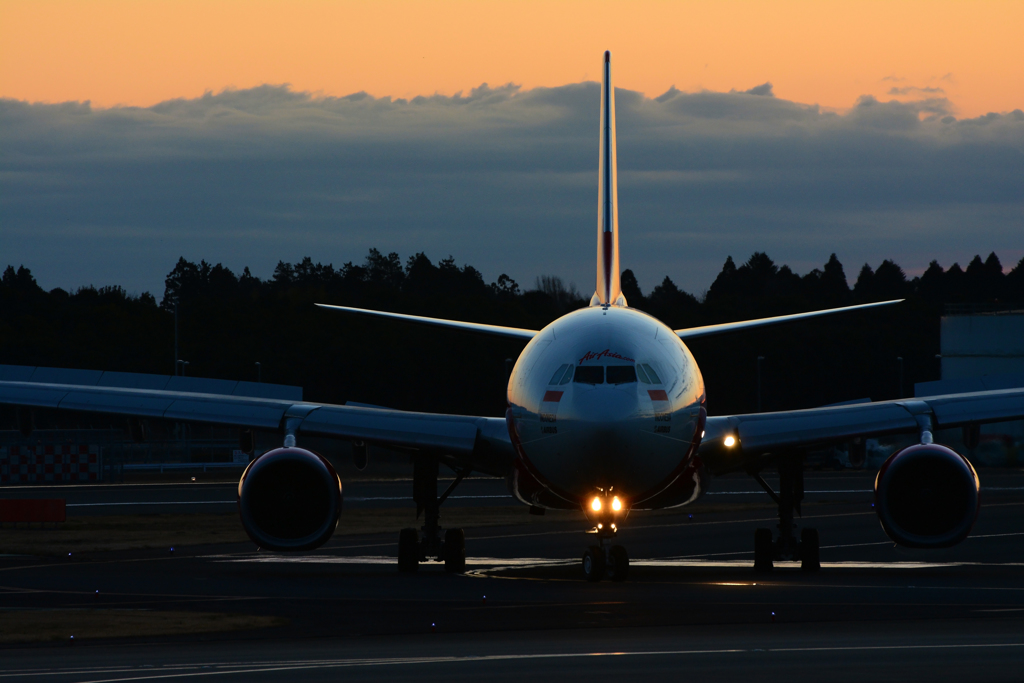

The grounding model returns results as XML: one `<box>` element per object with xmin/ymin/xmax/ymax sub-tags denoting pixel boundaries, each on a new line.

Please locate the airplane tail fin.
<box><xmin>591</xmin><ymin>50</ymin><xmax>626</xmax><ymax>307</ymax></box>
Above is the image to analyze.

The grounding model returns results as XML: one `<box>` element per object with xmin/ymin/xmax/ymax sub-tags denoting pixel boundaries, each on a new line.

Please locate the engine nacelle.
<box><xmin>874</xmin><ymin>443</ymin><xmax>979</xmax><ymax>549</ymax></box>
<box><xmin>238</xmin><ymin>447</ymin><xmax>343</xmax><ymax>551</ymax></box>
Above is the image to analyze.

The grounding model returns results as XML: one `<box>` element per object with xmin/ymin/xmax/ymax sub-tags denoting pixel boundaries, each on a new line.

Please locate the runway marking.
<box><xmin>213</xmin><ymin>555</ymin><xmax>576</xmax><ymax>568</ymax></box>
<box><xmin>216</xmin><ymin>554</ymin><xmax>987</xmax><ymax>573</ymax></box>
<box><xmin>65</xmin><ymin>495</ymin><xmax>513</xmax><ymax>507</ymax></box>
<box><xmin>345</xmin><ymin>495</ymin><xmax>512</xmax><ymax>501</ymax></box>
<box><xmin>10</xmin><ymin>642</ymin><xmax>1024</xmax><ymax>682</ymax></box>
<box><xmin>707</xmin><ymin>486</ymin><xmax>1024</xmax><ymax>495</ymax></box>
<box><xmin>708</xmin><ymin>490</ymin><xmax>873</xmax><ymax>495</ymax></box>
<box><xmin>968</xmin><ymin>531</ymin><xmax>1024</xmax><ymax>539</ymax></box>
<box><xmin>67</xmin><ymin>502</ymin><xmax>234</xmax><ymax>507</ymax></box>
<box><xmin>53</xmin><ymin>487</ymin><xmax>1024</xmax><ymax>508</ymax></box>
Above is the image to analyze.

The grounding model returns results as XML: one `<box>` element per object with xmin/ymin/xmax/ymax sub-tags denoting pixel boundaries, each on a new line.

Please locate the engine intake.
<box><xmin>874</xmin><ymin>443</ymin><xmax>979</xmax><ymax>549</ymax></box>
<box><xmin>238</xmin><ymin>447</ymin><xmax>343</xmax><ymax>551</ymax></box>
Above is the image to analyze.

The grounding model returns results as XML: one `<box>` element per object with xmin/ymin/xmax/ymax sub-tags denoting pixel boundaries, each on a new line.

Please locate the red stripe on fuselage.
<box><xmin>543</xmin><ymin>390</ymin><xmax>563</xmax><ymax>403</ymax></box>
<box><xmin>602</xmin><ymin>231</ymin><xmax>613</xmax><ymax>302</ymax></box>
<box><xmin>648</xmin><ymin>389</ymin><xmax>668</xmax><ymax>401</ymax></box>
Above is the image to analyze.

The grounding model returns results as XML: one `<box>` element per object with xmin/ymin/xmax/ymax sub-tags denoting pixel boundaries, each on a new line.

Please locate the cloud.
<box><xmin>888</xmin><ymin>86</ymin><xmax>946</xmax><ymax>96</ymax></box>
<box><xmin>740</xmin><ymin>82</ymin><xmax>774</xmax><ymax>97</ymax></box>
<box><xmin>1</xmin><ymin>83</ymin><xmax>1023</xmax><ymax>298</ymax></box>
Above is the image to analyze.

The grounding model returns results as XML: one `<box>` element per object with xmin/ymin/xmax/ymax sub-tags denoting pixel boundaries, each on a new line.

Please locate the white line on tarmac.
<box><xmin>56</xmin><ymin>488</ymin><xmax>1024</xmax><ymax>507</ymax></box>
<box><xmin>215</xmin><ymin>554</ymin><xmax>976</xmax><ymax>571</ymax></box>
<box><xmin>66</xmin><ymin>495</ymin><xmax>513</xmax><ymax>507</ymax></box>
<box><xmin>67</xmin><ymin>502</ymin><xmax>233</xmax><ymax>507</ymax></box>
<box><xmin>12</xmin><ymin>642</ymin><xmax>1024</xmax><ymax>682</ymax></box>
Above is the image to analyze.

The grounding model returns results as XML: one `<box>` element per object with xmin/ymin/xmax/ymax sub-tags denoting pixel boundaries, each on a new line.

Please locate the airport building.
<box><xmin>914</xmin><ymin>306</ymin><xmax>1024</xmax><ymax>467</ymax></box>
<box><xmin>0</xmin><ymin>365</ymin><xmax>302</xmax><ymax>484</ymax></box>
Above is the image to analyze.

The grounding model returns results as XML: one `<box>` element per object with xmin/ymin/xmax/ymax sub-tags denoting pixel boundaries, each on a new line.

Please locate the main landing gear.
<box><xmin>750</xmin><ymin>453</ymin><xmax>820</xmax><ymax>572</ymax></box>
<box><xmin>581</xmin><ymin>492</ymin><xmax>629</xmax><ymax>582</ymax></box>
<box><xmin>398</xmin><ymin>453</ymin><xmax>467</xmax><ymax>574</ymax></box>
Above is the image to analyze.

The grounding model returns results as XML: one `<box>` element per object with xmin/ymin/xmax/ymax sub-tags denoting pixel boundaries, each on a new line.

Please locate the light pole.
<box><xmin>256</xmin><ymin>362</ymin><xmax>262</xmax><ymax>383</ymax></box>
<box><xmin>757</xmin><ymin>356</ymin><xmax>765</xmax><ymax>412</ymax></box>
<box><xmin>177</xmin><ymin>360</ymin><xmax>189</xmax><ymax>377</ymax></box>
<box><xmin>174</xmin><ymin>302</ymin><xmax>179</xmax><ymax>375</ymax></box>
<box><xmin>897</xmin><ymin>356</ymin><xmax>904</xmax><ymax>399</ymax></box>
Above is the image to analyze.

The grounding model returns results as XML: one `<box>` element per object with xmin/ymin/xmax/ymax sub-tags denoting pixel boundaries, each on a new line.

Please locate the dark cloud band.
<box><xmin>1</xmin><ymin>83</ymin><xmax>1022</xmax><ymax>296</ymax></box>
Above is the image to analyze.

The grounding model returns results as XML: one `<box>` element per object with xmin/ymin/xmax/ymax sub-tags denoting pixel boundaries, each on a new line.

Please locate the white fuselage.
<box><xmin>506</xmin><ymin>305</ymin><xmax>707</xmax><ymax>511</ymax></box>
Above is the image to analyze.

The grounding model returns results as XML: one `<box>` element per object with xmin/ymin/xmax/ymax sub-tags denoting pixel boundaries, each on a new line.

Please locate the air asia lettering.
<box><xmin>579</xmin><ymin>349</ymin><xmax>635</xmax><ymax>364</ymax></box>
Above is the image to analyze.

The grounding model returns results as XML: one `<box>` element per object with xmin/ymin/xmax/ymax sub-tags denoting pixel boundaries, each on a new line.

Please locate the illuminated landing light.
<box><xmin>724</xmin><ymin>435</ymin><xmax>737</xmax><ymax>448</ymax></box>
<box><xmin>591</xmin><ymin>497</ymin><xmax>603</xmax><ymax>512</ymax></box>
<box><xmin>701</xmin><ymin>430</ymin><xmax>706</xmax><ymax>438</ymax></box>
<box><xmin>611</xmin><ymin>496</ymin><xmax>623</xmax><ymax>512</ymax></box>
<box><xmin>597</xmin><ymin>523</ymin><xmax>603</xmax><ymax>530</ymax></box>
<box><xmin>611</xmin><ymin>523</ymin><xmax>617</xmax><ymax>531</ymax></box>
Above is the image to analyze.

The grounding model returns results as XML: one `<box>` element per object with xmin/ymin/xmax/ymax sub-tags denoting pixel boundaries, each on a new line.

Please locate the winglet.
<box><xmin>592</xmin><ymin>50</ymin><xmax>625</xmax><ymax>308</ymax></box>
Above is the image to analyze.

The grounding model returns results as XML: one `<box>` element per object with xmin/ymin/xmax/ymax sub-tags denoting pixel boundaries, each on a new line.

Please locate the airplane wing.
<box><xmin>315</xmin><ymin>304</ymin><xmax>538</xmax><ymax>341</ymax></box>
<box><xmin>700</xmin><ymin>387</ymin><xmax>1024</xmax><ymax>466</ymax></box>
<box><xmin>675</xmin><ymin>300</ymin><xmax>903</xmax><ymax>340</ymax></box>
<box><xmin>0</xmin><ymin>380</ymin><xmax>515</xmax><ymax>476</ymax></box>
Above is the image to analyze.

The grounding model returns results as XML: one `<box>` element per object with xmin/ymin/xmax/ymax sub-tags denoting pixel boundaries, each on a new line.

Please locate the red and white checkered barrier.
<box><xmin>0</xmin><ymin>445</ymin><xmax>101</xmax><ymax>484</ymax></box>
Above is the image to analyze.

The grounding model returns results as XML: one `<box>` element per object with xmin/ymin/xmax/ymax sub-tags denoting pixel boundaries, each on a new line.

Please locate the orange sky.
<box><xmin>2</xmin><ymin>0</ymin><xmax>1022</xmax><ymax>117</ymax></box>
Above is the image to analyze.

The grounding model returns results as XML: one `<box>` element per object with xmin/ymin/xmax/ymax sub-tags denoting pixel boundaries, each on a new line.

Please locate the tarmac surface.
<box><xmin>2</xmin><ymin>469</ymin><xmax>1024</xmax><ymax>681</ymax></box>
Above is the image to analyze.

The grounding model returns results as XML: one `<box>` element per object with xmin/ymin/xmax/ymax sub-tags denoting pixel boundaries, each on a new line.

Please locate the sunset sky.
<box><xmin>1</xmin><ymin>0</ymin><xmax>1022</xmax><ymax>296</ymax></box>
<box><xmin>4</xmin><ymin>0</ymin><xmax>1023</xmax><ymax>116</ymax></box>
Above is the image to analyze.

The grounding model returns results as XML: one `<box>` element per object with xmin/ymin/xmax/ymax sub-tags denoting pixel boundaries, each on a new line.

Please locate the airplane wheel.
<box><xmin>606</xmin><ymin>545</ymin><xmax>629</xmax><ymax>582</ymax></box>
<box><xmin>754</xmin><ymin>528</ymin><xmax>774</xmax><ymax>572</ymax></box>
<box><xmin>444</xmin><ymin>527</ymin><xmax>466</xmax><ymax>574</ymax></box>
<box><xmin>398</xmin><ymin>528</ymin><xmax>419</xmax><ymax>573</ymax></box>
<box><xmin>801</xmin><ymin>528</ymin><xmax>820</xmax><ymax>572</ymax></box>
<box><xmin>582</xmin><ymin>545</ymin><xmax>605</xmax><ymax>582</ymax></box>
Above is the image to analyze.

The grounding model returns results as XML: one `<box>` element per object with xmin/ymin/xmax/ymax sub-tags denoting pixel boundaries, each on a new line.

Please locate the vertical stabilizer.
<box><xmin>591</xmin><ymin>50</ymin><xmax>626</xmax><ymax>307</ymax></box>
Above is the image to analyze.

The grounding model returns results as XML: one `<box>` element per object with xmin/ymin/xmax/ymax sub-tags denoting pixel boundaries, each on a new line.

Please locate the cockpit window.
<box><xmin>558</xmin><ymin>364</ymin><xmax>575</xmax><ymax>385</ymax></box>
<box><xmin>641</xmin><ymin>363</ymin><xmax>662</xmax><ymax>384</ymax></box>
<box><xmin>606</xmin><ymin>365</ymin><xmax>637</xmax><ymax>385</ymax></box>
<box><xmin>549</xmin><ymin>364</ymin><xmax>570</xmax><ymax>385</ymax></box>
<box><xmin>573</xmin><ymin>365</ymin><xmax>604</xmax><ymax>385</ymax></box>
<box><xmin>636</xmin><ymin>364</ymin><xmax>651</xmax><ymax>384</ymax></box>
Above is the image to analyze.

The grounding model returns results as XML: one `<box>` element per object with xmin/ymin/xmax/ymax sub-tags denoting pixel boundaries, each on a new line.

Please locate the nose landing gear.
<box><xmin>582</xmin><ymin>534</ymin><xmax>630</xmax><ymax>582</ymax></box>
<box><xmin>581</xmin><ymin>492</ymin><xmax>630</xmax><ymax>581</ymax></box>
<box><xmin>750</xmin><ymin>453</ymin><xmax>820</xmax><ymax>572</ymax></box>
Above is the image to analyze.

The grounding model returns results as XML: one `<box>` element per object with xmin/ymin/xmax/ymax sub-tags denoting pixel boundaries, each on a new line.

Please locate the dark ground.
<box><xmin>2</xmin><ymin>470</ymin><xmax>1024</xmax><ymax>682</ymax></box>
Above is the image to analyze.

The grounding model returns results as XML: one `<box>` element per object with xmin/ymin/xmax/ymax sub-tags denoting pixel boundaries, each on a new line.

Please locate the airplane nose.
<box><xmin>571</xmin><ymin>385</ymin><xmax>638</xmax><ymax>425</ymax></box>
<box><xmin>564</xmin><ymin>387</ymin><xmax>641</xmax><ymax>488</ymax></box>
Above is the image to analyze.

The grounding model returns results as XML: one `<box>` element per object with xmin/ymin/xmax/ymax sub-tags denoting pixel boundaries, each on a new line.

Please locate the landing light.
<box><xmin>724</xmin><ymin>435</ymin><xmax>737</xmax><ymax>448</ymax></box>
<box><xmin>591</xmin><ymin>497</ymin><xmax>602</xmax><ymax>512</ymax></box>
<box><xmin>611</xmin><ymin>496</ymin><xmax>622</xmax><ymax>512</ymax></box>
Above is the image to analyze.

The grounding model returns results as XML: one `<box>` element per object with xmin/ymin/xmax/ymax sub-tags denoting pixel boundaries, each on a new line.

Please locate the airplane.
<box><xmin>2</xmin><ymin>51</ymin><xmax>1021</xmax><ymax>580</ymax></box>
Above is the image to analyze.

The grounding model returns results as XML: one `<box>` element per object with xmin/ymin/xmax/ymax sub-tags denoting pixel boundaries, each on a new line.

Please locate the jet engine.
<box><xmin>238</xmin><ymin>447</ymin><xmax>343</xmax><ymax>551</ymax></box>
<box><xmin>874</xmin><ymin>443</ymin><xmax>979</xmax><ymax>549</ymax></box>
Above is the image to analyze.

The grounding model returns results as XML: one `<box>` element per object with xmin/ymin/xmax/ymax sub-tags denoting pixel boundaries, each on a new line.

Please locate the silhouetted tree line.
<box><xmin>2</xmin><ymin>250</ymin><xmax>1023</xmax><ymax>417</ymax></box>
